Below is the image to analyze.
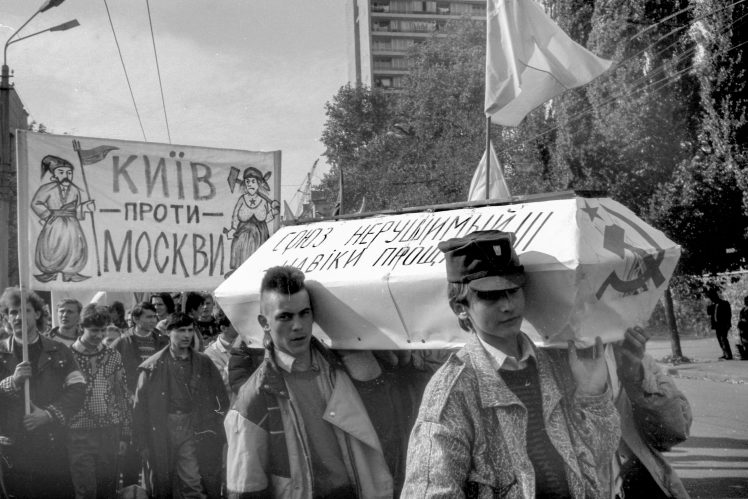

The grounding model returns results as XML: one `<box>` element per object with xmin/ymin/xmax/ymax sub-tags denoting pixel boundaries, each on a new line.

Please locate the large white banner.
<box><xmin>216</xmin><ymin>195</ymin><xmax>681</xmax><ymax>349</ymax></box>
<box><xmin>17</xmin><ymin>131</ymin><xmax>281</xmax><ymax>291</ymax></box>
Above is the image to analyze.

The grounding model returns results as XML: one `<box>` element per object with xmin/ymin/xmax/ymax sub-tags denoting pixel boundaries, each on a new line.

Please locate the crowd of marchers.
<box><xmin>0</xmin><ymin>230</ymin><xmax>695</xmax><ymax>499</ymax></box>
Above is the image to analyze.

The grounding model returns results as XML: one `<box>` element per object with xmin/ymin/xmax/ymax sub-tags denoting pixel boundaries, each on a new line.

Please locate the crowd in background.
<box><xmin>0</xmin><ymin>289</ymin><xmax>243</xmax><ymax>499</ymax></box>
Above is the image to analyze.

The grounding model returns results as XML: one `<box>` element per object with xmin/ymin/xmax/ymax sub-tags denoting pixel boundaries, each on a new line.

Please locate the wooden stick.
<box><xmin>19</xmin><ymin>284</ymin><xmax>30</xmax><ymax>415</ymax></box>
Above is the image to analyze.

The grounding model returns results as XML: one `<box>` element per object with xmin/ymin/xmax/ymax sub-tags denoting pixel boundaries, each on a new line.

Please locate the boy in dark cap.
<box><xmin>403</xmin><ymin>230</ymin><xmax>621</xmax><ymax>499</ymax></box>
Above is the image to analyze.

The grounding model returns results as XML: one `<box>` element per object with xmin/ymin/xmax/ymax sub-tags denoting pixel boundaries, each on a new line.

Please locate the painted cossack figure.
<box><xmin>224</xmin><ymin>166</ymin><xmax>280</xmax><ymax>277</ymax></box>
<box><xmin>402</xmin><ymin>230</ymin><xmax>621</xmax><ymax>499</ymax></box>
<box><xmin>30</xmin><ymin>155</ymin><xmax>95</xmax><ymax>283</ymax></box>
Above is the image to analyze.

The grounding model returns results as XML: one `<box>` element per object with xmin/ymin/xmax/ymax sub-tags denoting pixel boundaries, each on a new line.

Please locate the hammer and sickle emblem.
<box><xmin>595</xmin><ymin>207</ymin><xmax>666</xmax><ymax>300</ymax></box>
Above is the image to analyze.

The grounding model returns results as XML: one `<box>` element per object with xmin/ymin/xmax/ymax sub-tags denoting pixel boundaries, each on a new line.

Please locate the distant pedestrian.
<box><xmin>184</xmin><ymin>292</ymin><xmax>211</xmax><ymax>351</ymax></box>
<box><xmin>737</xmin><ymin>296</ymin><xmax>748</xmax><ymax>360</ymax></box>
<box><xmin>150</xmin><ymin>293</ymin><xmax>175</xmax><ymax>324</ymax></box>
<box><xmin>707</xmin><ymin>289</ymin><xmax>733</xmax><ymax>360</ymax></box>
<box><xmin>103</xmin><ymin>324</ymin><xmax>122</xmax><ymax>348</ymax></box>
<box><xmin>190</xmin><ymin>292</ymin><xmax>220</xmax><ymax>347</ymax></box>
<box><xmin>48</xmin><ymin>298</ymin><xmax>83</xmax><ymax>347</ymax></box>
<box><xmin>68</xmin><ymin>304</ymin><xmax>131</xmax><ymax>499</ymax></box>
<box><xmin>108</xmin><ymin>301</ymin><xmax>129</xmax><ymax>330</ymax></box>
<box><xmin>133</xmin><ymin>312</ymin><xmax>228</xmax><ymax>499</ymax></box>
<box><xmin>203</xmin><ymin>308</ymin><xmax>239</xmax><ymax>396</ymax></box>
<box><xmin>110</xmin><ymin>302</ymin><xmax>168</xmax><ymax>488</ymax></box>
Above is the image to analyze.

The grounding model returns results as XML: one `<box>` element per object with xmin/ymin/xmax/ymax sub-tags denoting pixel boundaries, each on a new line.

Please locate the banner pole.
<box><xmin>72</xmin><ymin>140</ymin><xmax>102</xmax><ymax>277</ymax></box>
<box><xmin>485</xmin><ymin>116</ymin><xmax>491</xmax><ymax>200</ymax></box>
<box><xmin>16</xmin><ymin>130</ymin><xmax>31</xmax><ymax>415</ymax></box>
<box><xmin>19</xmin><ymin>284</ymin><xmax>30</xmax><ymax>415</ymax></box>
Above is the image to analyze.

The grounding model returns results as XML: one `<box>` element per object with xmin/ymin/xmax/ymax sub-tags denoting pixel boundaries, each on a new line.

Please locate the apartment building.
<box><xmin>347</xmin><ymin>0</ymin><xmax>486</xmax><ymax>90</ymax></box>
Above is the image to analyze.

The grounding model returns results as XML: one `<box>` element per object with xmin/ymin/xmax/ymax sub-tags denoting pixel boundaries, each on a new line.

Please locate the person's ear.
<box><xmin>258</xmin><ymin>314</ymin><xmax>269</xmax><ymax>332</ymax></box>
<box><xmin>450</xmin><ymin>301</ymin><xmax>469</xmax><ymax>321</ymax></box>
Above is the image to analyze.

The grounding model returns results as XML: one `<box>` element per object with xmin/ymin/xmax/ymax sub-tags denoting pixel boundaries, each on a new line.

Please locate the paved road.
<box><xmin>664</xmin><ymin>377</ymin><xmax>748</xmax><ymax>498</ymax></box>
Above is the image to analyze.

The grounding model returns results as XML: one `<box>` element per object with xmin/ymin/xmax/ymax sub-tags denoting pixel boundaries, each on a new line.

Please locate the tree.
<box><xmin>319</xmin><ymin>2</ymin><xmax>747</xmax><ymax>278</ymax></box>
<box><xmin>648</xmin><ymin>0</ymin><xmax>748</xmax><ymax>277</ymax></box>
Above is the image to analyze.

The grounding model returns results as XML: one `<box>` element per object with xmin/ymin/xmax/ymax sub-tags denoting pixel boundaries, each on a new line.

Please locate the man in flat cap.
<box><xmin>403</xmin><ymin>230</ymin><xmax>621</xmax><ymax>499</ymax></box>
<box><xmin>30</xmin><ymin>155</ymin><xmax>95</xmax><ymax>283</ymax></box>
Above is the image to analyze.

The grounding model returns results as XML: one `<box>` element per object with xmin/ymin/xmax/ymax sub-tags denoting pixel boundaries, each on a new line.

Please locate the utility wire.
<box><xmin>501</xmin><ymin>5</ymin><xmax>748</xmax><ymax>155</ymax></box>
<box><xmin>512</xmin><ymin>33</ymin><xmax>748</xmax><ymax>159</ymax></box>
<box><xmin>103</xmin><ymin>0</ymin><xmax>147</xmax><ymax>141</ymax></box>
<box><xmin>145</xmin><ymin>0</ymin><xmax>172</xmax><ymax>144</ymax></box>
<box><xmin>612</xmin><ymin>0</ymin><xmax>747</xmax><ymax>75</ymax></box>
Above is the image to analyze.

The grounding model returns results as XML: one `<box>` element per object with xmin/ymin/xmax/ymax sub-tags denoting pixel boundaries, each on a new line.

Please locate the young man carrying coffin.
<box><xmin>402</xmin><ymin>230</ymin><xmax>621</xmax><ymax>499</ymax></box>
<box><xmin>225</xmin><ymin>266</ymin><xmax>421</xmax><ymax>499</ymax></box>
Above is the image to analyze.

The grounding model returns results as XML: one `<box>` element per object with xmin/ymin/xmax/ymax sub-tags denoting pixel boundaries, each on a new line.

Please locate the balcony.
<box><xmin>373</xmin><ymin>60</ymin><xmax>411</xmax><ymax>71</ymax></box>
<box><xmin>371</xmin><ymin>1</ymin><xmax>486</xmax><ymax>17</ymax></box>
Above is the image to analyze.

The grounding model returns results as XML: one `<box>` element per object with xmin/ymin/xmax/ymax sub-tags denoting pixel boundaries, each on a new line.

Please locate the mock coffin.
<box><xmin>215</xmin><ymin>193</ymin><xmax>680</xmax><ymax>350</ymax></box>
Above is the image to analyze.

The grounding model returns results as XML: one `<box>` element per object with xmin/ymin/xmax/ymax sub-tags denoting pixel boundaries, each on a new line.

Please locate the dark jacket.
<box><xmin>132</xmin><ymin>346</ymin><xmax>229</xmax><ymax>499</ymax></box>
<box><xmin>0</xmin><ymin>335</ymin><xmax>86</xmax><ymax>446</ymax></box>
<box><xmin>111</xmin><ymin>329</ymin><xmax>168</xmax><ymax>395</ymax></box>
<box><xmin>225</xmin><ymin>339</ymin><xmax>397</xmax><ymax>499</ymax></box>
<box><xmin>227</xmin><ymin>338</ymin><xmax>265</xmax><ymax>394</ymax></box>
<box><xmin>708</xmin><ymin>298</ymin><xmax>732</xmax><ymax>330</ymax></box>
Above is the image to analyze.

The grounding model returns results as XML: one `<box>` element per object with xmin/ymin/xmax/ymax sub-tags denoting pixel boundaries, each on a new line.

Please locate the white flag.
<box><xmin>468</xmin><ymin>141</ymin><xmax>511</xmax><ymax>201</ymax></box>
<box><xmin>485</xmin><ymin>0</ymin><xmax>612</xmax><ymax>127</ymax></box>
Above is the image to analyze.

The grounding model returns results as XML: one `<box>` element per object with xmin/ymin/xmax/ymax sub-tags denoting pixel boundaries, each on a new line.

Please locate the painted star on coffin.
<box><xmin>582</xmin><ymin>201</ymin><xmax>603</xmax><ymax>222</ymax></box>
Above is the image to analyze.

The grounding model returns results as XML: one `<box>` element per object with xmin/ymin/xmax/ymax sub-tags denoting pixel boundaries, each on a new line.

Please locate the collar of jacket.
<box><xmin>1</xmin><ymin>334</ymin><xmax>65</xmax><ymax>372</ymax></box>
<box><xmin>138</xmin><ymin>345</ymin><xmax>190</xmax><ymax>372</ymax></box>
<box><xmin>257</xmin><ymin>336</ymin><xmax>343</xmax><ymax>399</ymax></box>
<box><xmin>460</xmin><ymin>334</ymin><xmax>563</xmax><ymax>421</ymax></box>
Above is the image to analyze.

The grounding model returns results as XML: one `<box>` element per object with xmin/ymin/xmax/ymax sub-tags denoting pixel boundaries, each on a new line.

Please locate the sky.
<box><xmin>0</xmin><ymin>0</ymin><xmax>349</xmax><ymax>210</ymax></box>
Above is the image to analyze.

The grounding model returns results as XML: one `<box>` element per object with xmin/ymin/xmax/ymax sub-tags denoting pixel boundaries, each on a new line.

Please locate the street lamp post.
<box><xmin>0</xmin><ymin>0</ymin><xmax>78</xmax><ymax>292</ymax></box>
<box><xmin>0</xmin><ymin>0</ymin><xmax>78</xmax><ymax>415</ymax></box>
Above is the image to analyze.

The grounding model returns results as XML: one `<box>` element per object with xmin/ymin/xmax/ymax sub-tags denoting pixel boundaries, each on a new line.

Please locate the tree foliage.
<box><xmin>319</xmin><ymin>1</ymin><xmax>747</xmax><ymax>279</ymax></box>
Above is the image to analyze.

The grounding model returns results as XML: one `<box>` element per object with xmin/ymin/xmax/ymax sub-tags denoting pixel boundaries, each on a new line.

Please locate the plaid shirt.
<box><xmin>70</xmin><ymin>340</ymin><xmax>132</xmax><ymax>436</ymax></box>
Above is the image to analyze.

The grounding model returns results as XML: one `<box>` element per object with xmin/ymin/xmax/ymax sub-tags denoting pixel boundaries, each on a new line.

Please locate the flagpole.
<box><xmin>338</xmin><ymin>165</ymin><xmax>344</xmax><ymax>216</ymax></box>
<box><xmin>72</xmin><ymin>140</ymin><xmax>102</xmax><ymax>277</ymax></box>
<box><xmin>485</xmin><ymin>116</ymin><xmax>491</xmax><ymax>200</ymax></box>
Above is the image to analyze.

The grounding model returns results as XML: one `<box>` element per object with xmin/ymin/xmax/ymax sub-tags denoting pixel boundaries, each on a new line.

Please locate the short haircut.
<box><xmin>108</xmin><ymin>301</ymin><xmax>125</xmax><ymax>318</ymax></box>
<box><xmin>0</xmin><ymin>287</ymin><xmax>48</xmax><ymax>331</ymax></box>
<box><xmin>164</xmin><ymin>312</ymin><xmax>194</xmax><ymax>331</ymax></box>
<box><xmin>261</xmin><ymin>266</ymin><xmax>306</xmax><ymax>297</ymax></box>
<box><xmin>447</xmin><ymin>282</ymin><xmax>473</xmax><ymax>332</ymax></box>
<box><xmin>150</xmin><ymin>292</ymin><xmax>175</xmax><ymax>314</ymax></box>
<box><xmin>80</xmin><ymin>304</ymin><xmax>111</xmax><ymax>329</ymax></box>
<box><xmin>131</xmin><ymin>301</ymin><xmax>157</xmax><ymax>319</ymax></box>
<box><xmin>184</xmin><ymin>292</ymin><xmax>205</xmax><ymax>314</ymax></box>
<box><xmin>259</xmin><ymin>266</ymin><xmax>308</xmax><ymax>350</ymax></box>
<box><xmin>57</xmin><ymin>298</ymin><xmax>83</xmax><ymax>313</ymax></box>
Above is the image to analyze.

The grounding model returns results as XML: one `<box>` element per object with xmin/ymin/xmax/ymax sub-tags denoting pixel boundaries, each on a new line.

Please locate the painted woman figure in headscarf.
<box><xmin>225</xmin><ymin>167</ymin><xmax>280</xmax><ymax>277</ymax></box>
